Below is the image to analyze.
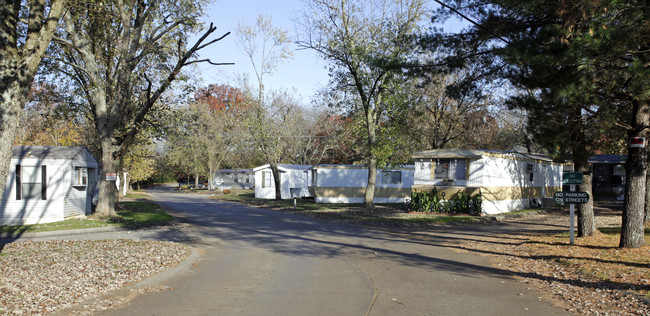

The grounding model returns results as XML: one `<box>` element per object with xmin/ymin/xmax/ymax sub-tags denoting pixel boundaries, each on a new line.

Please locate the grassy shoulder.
<box><xmin>0</xmin><ymin>191</ymin><xmax>174</xmax><ymax>235</ymax></box>
<box><xmin>211</xmin><ymin>190</ymin><xmax>482</xmax><ymax>225</ymax></box>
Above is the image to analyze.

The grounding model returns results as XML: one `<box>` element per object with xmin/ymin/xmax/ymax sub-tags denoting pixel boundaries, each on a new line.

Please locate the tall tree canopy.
<box><xmin>421</xmin><ymin>0</ymin><xmax>649</xmax><ymax>247</ymax></box>
<box><xmin>297</xmin><ymin>0</ymin><xmax>430</xmax><ymax>207</ymax></box>
<box><xmin>49</xmin><ymin>0</ymin><xmax>230</xmax><ymax>215</ymax></box>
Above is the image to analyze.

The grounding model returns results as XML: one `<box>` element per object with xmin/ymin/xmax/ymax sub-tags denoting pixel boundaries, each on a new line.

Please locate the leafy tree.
<box><xmin>192</xmin><ymin>84</ymin><xmax>250</xmax><ymax>190</ymax></box>
<box><xmin>297</xmin><ymin>0</ymin><xmax>429</xmax><ymax>207</ymax></box>
<box><xmin>122</xmin><ymin>142</ymin><xmax>156</xmax><ymax>190</ymax></box>
<box><xmin>15</xmin><ymin>82</ymin><xmax>83</xmax><ymax>146</ymax></box>
<box><xmin>49</xmin><ymin>0</ymin><xmax>230</xmax><ymax>215</ymax></box>
<box><xmin>284</xmin><ymin>109</ymin><xmax>349</xmax><ymax>165</ymax></box>
<box><xmin>0</xmin><ymin>0</ymin><xmax>68</xmax><ymax>198</ymax></box>
<box><xmin>407</xmin><ymin>71</ymin><xmax>495</xmax><ymax>150</ymax></box>
<box><xmin>235</xmin><ymin>15</ymin><xmax>293</xmax><ymax>199</ymax></box>
<box><xmin>419</xmin><ymin>0</ymin><xmax>649</xmax><ymax>242</ymax></box>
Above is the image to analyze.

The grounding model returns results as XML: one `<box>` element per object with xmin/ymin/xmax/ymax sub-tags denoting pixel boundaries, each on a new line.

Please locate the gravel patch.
<box><xmin>0</xmin><ymin>240</ymin><xmax>192</xmax><ymax>315</ymax></box>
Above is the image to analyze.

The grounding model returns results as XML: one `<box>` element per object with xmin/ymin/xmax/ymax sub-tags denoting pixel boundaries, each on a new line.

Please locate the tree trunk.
<box><xmin>620</xmin><ymin>100</ymin><xmax>649</xmax><ymax>248</ymax></box>
<box><xmin>363</xmin><ymin>104</ymin><xmax>378</xmax><ymax>208</ymax></box>
<box><xmin>270</xmin><ymin>162</ymin><xmax>282</xmax><ymax>200</ymax></box>
<box><xmin>577</xmin><ymin>170</ymin><xmax>595</xmax><ymax>237</ymax></box>
<box><xmin>643</xmin><ymin>165</ymin><xmax>650</xmax><ymax>225</ymax></box>
<box><xmin>571</xmin><ymin>108</ymin><xmax>595</xmax><ymax>237</ymax></box>
<box><xmin>96</xmin><ymin>141</ymin><xmax>117</xmax><ymax>216</ymax></box>
<box><xmin>0</xmin><ymin>91</ymin><xmax>24</xmax><ymax>197</ymax></box>
<box><xmin>0</xmin><ymin>0</ymin><xmax>67</xmax><ymax>198</ymax></box>
<box><xmin>208</xmin><ymin>166</ymin><xmax>214</xmax><ymax>191</ymax></box>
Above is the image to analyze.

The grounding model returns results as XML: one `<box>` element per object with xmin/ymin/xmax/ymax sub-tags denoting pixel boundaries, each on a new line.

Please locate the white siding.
<box><xmin>253</xmin><ymin>165</ymin><xmax>313</xmax><ymax>200</ymax></box>
<box><xmin>412</xmin><ymin>151</ymin><xmax>563</xmax><ymax>215</ymax></box>
<box><xmin>1</xmin><ymin>148</ymin><xmax>98</xmax><ymax>225</ymax></box>
<box><xmin>1</xmin><ymin>159</ymin><xmax>68</xmax><ymax>225</ymax></box>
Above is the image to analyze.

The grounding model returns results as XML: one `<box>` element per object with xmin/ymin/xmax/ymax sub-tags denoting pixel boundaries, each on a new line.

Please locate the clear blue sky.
<box><xmin>194</xmin><ymin>0</ymin><xmax>330</xmax><ymax>105</ymax></box>
<box><xmin>192</xmin><ymin>1</ymin><xmax>464</xmax><ymax>105</ymax></box>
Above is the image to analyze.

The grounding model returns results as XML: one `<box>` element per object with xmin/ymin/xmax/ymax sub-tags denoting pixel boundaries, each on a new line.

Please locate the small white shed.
<box><xmin>308</xmin><ymin>164</ymin><xmax>415</xmax><ymax>204</ymax></box>
<box><xmin>0</xmin><ymin>146</ymin><xmax>99</xmax><ymax>225</ymax></box>
<box><xmin>412</xmin><ymin>149</ymin><xmax>563</xmax><ymax>215</ymax></box>
<box><xmin>253</xmin><ymin>164</ymin><xmax>312</xmax><ymax>199</ymax></box>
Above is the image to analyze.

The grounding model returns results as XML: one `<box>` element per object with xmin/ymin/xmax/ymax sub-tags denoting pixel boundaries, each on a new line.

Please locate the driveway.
<box><xmin>97</xmin><ymin>187</ymin><xmax>569</xmax><ymax>316</ymax></box>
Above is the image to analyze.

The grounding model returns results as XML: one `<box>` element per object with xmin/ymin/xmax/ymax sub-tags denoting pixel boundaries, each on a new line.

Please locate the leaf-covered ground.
<box><xmin>0</xmin><ymin>240</ymin><xmax>192</xmax><ymax>315</ymax></box>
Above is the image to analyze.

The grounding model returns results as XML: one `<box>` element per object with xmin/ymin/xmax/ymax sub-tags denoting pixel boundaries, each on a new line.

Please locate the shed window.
<box><xmin>16</xmin><ymin>165</ymin><xmax>47</xmax><ymax>200</ymax></box>
<box><xmin>74</xmin><ymin>167</ymin><xmax>88</xmax><ymax>186</ymax></box>
<box><xmin>383</xmin><ymin>171</ymin><xmax>402</xmax><ymax>184</ymax></box>
<box><xmin>434</xmin><ymin>159</ymin><xmax>466</xmax><ymax>180</ymax></box>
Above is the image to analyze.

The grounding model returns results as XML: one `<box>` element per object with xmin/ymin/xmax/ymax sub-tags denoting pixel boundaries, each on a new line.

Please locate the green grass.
<box><xmin>598</xmin><ymin>226</ymin><xmax>650</xmax><ymax>236</ymax></box>
<box><xmin>111</xmin><ymin>201</ymin><xmax>174</xmax><ymax>224</ymax></box>
<box><xmin>0</xmin><ymin>198</ymin><xmax>174</xmax><ymax>235</ymax></box>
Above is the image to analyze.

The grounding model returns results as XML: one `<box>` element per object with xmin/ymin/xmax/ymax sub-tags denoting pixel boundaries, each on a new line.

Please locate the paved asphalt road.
<box><xmin>91</xmin><ymin>187</ymin><xmax>569</xmax><ymax>316</ymax></box>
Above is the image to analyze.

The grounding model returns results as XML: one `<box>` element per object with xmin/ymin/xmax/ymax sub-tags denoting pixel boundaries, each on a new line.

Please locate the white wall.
<box><xmin>254</xmin><ymin>166</ymin><xmax>312</xmax><ymax>200</ymax></box>
<box><xmin>312</xmin><ymin>166</ymin><xmax>414</xmax><ymax>203</ymax></box>
<box><xmin>413</xmin><ymin>153</ymin><xmax>563</xmax><ymax>215</ymax></box>
<box><xmin>315</xmin><ymin>167</ymin><xmax>414</xmax><ymax>188</ymax></box>
<box><xmin>1</xmin><ymin>158</ymin><xmax>68</xmax><ymax>225</ymax></box>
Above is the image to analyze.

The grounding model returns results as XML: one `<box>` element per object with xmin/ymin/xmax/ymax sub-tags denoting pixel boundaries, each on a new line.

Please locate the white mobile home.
<box><xmin>253</xmin><ymin>164</ymin><xmax>313</xmax><ymax>199</ymax></box>
<box><xmin>309</xmin><ymin>164</ymin><xmax>414</xmax><ymax>204</ymax></box>
<box><xmin>412</xmin><ymin>149</ymin><xmax>563</xmax><ymax>215</ymax></box>
<box><xmin>212</xmin><ymin>169</ymin><xmax>254</xmax><ymax>190</ymax></box>
<box><xmin>1</xmin><ymin>146</ymin><xmax>99</xmax><ymax>225</ymax></box>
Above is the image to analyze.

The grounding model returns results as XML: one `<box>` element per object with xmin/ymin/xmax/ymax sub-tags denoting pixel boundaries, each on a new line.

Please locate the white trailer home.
<box><xmin>212</xmin><ymin>169</ymin><xmax>254</xmax><ymax>190</ymax></box>
<box><xmin>308</xmin><ymin>164</ymin><xmax>415</xmax><ymax>204</ymax></box>
<box><xmin>253</xmin><ymin>164</ymin><xmax>313</xmax><ymax>199</ymax></box>
<box><xmin>1</xmin><ymin>146</ymin><xmax>99</xmax><ymax>225</ymax></box>
<box><xmin>411</xmin><ymin>149</ymin><xmax>563</xmax><ymax>215</ymax></box>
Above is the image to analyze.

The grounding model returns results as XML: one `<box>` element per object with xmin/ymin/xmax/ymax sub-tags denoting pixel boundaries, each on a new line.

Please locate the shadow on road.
<box><xmin>144</xmin><ymin>186</ymin><xmax>644</xmax><ymax>295</ymax></box>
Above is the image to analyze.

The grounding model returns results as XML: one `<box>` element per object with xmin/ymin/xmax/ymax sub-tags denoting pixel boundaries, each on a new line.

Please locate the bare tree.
<box><xmin>235</xmin><ymin>15</ymin><xmax>293</xmax><ymax>199</ymax></box>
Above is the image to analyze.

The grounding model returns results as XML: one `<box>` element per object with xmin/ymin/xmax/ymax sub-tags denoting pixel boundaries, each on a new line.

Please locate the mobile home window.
<box><xmin>262</xmin><ymin>171</ymin><xmax>273</xmax><ymax>188</ymax></box>
<box><xmin>16</xmin><ymin>165</ymin><xmax>47</xmax><ymax>200</ymax></box>
<box><xmin>383</xmin><ymin>171</ymin><xmax>402</xmax><ymax>184</ymax></box>
<box><xmin>434</xmin><ymin>159</ymin><xmax>466</xmax><ymax>180</ymax></box>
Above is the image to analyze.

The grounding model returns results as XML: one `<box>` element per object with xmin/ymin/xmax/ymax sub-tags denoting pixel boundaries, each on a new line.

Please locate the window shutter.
<box><xmin>41</xmin><ymin>165</ymin><xmax>47</xmax><ymax>200</ymax></box>
<box><xmin>16</xmin><ymin>165</ymin><xmax>21</xmax><ymax>200</ymax></box>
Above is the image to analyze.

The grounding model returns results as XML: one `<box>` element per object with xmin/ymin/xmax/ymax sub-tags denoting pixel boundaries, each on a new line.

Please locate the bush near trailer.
<box><xmin>410</xmin><ymin>189</ymin><xmax>482</xmax><ymax>215</ymax></box>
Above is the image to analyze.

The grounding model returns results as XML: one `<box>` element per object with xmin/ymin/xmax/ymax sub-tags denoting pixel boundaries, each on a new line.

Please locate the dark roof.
<box><xmin>13</xmin><ymin>146</ymin><xmax>92</xmax><ymax>160</ymax></box>
<box><xmin>215</xmin><ymin>169</ymin><xmax>253</xmax><ymax>173</ymax></box>
<box><xmin>412</xmin><ymin>149</ymin><xmax>554</xmax><ymax>162</ymax></box>
<box><xmin>588</xmin><ymin>154</ymin><xmax>627</xmax><ymax>164</ymax></box>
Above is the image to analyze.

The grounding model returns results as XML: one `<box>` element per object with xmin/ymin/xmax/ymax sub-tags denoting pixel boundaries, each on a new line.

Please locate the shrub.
<box><xmin>410</xmin><ymin>189</ymin><xmax>482</xmax><ymax>215</ymax></box>
<box><xmin>410</xmin><ymin>188</ymin><xmax>442</xmax><ymax>213</ymax></box>
<box><xmin>223</xmin><ymin>189</ymin><xmax>231</xmax><ymax>195</ymax></box>
<box><xmin>470</xmin><ymin>194</ymin><xmax>482</xmax><ymax>215</ymax></box>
